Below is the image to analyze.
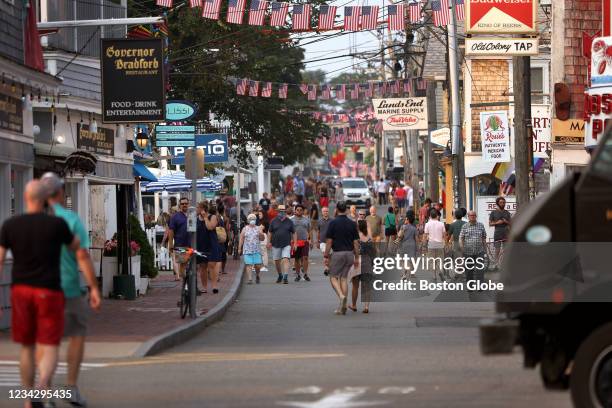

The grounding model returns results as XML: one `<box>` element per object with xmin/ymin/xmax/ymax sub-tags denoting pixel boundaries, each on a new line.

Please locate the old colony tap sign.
<box><xmin>101</xmin><ymin>39</ymin><xmax>165</xmax><ymax>123</ymax></box>
<box><xmin>371</xmin><ymin>98</ymin><xmax>428</xmax><ymax>130</ymax></box>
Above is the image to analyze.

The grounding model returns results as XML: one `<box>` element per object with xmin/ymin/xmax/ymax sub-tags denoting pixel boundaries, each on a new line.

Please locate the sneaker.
<box><xmin>283</xmin><ymin>277</ymin><xmax>289</xmax><ymax>284</ymax></box>
<box><xmin>323</xmin><ymin>269</ymin><xmax>330</xmax><ymax>276</ymax></box>
<box><xmin>261</xmin><ymin>267</ymin><xmax>268</xmax><ymax>272</ymax></box>
<box><xmin>256</xmin><ymin>275</ymin><xmax>260</xmax><ymax>284</ymax></box>
<box><xmin>294</xmin><ymin>275</ymin><xmax>301</xmax><ymax>282</ymax></box>
<box><xmin>304</xmin><ymin>275</ymin><xmax>311</xmax><ymax>282</ymax></box>
<box><xmin>66</xmin><ymin>386</ymin><xmax>87</xmax><ymax>407</ymax></box>
<box><xmin>212</xmin><ymin>288</ymin><xmax>219</xmax><ymax>294</ymax></box>
<box><xmin>276</xmin><ymin>274</ymin><xmax>283</xmax><ymax>283</ymax></box>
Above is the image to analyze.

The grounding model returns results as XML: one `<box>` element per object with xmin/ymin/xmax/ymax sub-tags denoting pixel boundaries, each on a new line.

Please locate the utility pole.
<box><xmin>448</xmin><ymin>0</ymin><xmax>465</xmax><ymax>209</ymax></box>
<box><xmin>513</xmin><ymin>56</ymin><xmax>532</xmax><ymax>209</ymax></box>
<box><xmin>379</xmin><ymin>30</ymin><xmax>388</xmax><ymax>180</ymax></box>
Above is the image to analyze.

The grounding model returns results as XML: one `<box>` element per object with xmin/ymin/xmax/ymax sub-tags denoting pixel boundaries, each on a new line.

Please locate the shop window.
<box><xmin>10</xmin><ymin>167</ymin><xmax>27</xmax><ymax>217</ymax></box>
<box><xmin>531</xmin><ymin>67</ymin><xmax>544</xmax><ymax>104</ymax></box>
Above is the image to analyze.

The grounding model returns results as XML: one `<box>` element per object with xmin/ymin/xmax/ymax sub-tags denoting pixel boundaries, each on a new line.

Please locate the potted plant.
<box><xmin>128</xmin><ymin>215</ymin><xmax>158</xmax><ymax>295</ymax></box>
<box><xmin>101</xmin><ymin>236</ymin><xmax>118</xmax><ymax>298</ymax></box>
<box><xmin>129</xmin><ymin>240</ymin><xmax>142</xmax><ymax>294</ymax></box>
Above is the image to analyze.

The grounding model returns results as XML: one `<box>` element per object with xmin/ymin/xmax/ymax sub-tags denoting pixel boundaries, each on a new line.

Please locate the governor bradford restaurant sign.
<box><xmin>371</xmin><ymin>98</ymin><xmax>428</xmax><ymax>131</ymax></box>
<box><xmin>101</xmin><ymin>39</ymin><xmax>165</xmax><ymax>123</ymax></box>
<box><xmin>466</xmin><ymin>0</ymin><xmax>538</xmax><ymax>34</ymax></box>
<box><xmin>76</xmin><ymin>123</ymin><xmax>114</xmax><ymax>156</ymax></box>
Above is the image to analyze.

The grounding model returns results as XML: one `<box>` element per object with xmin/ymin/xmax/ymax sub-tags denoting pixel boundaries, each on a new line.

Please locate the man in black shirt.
<box><xmin>0</xmin><ymin>180</ymin><xmax>79</xmax><ymax>401</ymax></box>
<box><xmin>258</xmin><ymin>192</ymin><xmax>271</xmax><ymax>212</ymax></box>
<box><xmin>323</xmin><ymin>201</ymin><xmax>359</xmax><ymax>315</ymax></box>
<box><xmin>489</xmin><ymin>196</ymin><xmax>512</xmax><ymax>261</ymax></box>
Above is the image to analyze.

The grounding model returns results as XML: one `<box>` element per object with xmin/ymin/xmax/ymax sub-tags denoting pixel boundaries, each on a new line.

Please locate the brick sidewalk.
<box><xmin>87</xmin><ymin>258</ymin><xmax>241</xmax><ymax>342</ymax></box>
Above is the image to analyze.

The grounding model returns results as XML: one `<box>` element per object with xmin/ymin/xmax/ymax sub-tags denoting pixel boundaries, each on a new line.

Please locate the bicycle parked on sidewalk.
<box><xmin>175</xmin><ymin>247</ymin><xmax>206</xmax><ymax>319</ymax></box>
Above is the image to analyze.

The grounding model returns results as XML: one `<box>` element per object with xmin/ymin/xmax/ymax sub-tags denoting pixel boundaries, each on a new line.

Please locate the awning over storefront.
<box><xmin>133</xmin><ymin>162</ymin><xmax>158</xmax><ymax>182</ymax></box>
<box><xmin>464</xmin><ymin>155</ymin><xmax>497</xmax><ymax>178</ymax></box>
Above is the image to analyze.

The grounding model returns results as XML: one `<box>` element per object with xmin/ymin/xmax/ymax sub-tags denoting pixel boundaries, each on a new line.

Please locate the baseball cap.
<box><xmin>40</xmin><ymin>172</ymin><xmax>64</xmax><ymax>197</ymax></box>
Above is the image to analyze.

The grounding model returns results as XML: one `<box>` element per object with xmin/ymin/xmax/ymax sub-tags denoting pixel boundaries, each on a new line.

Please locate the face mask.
<box><xmin>249</xmin><ymin>219</ymin><xmax>256</xmax><ymax>225</ymax></box>
<box><xmin>279</xmin><ymin>211</ymin><xmax>286</xmax><ymax>217</ymax></box>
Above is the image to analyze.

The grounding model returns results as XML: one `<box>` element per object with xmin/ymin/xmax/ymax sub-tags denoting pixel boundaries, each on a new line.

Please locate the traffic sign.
<box><xmin>171</xmin><ymin>134</ymin><xmax>229</xmax><ymax>164</ymax></box>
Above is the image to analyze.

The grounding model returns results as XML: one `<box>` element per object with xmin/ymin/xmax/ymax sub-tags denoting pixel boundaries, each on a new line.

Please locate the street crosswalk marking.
<box><xmin>0</xmin><ymin>361</ymin><xmax>107</xmax><ymax>387</ymax></box>
<box><xmin>278</xmin><ymin>388</ymin><xmax>388</xmax><ymax>408</ymax></box>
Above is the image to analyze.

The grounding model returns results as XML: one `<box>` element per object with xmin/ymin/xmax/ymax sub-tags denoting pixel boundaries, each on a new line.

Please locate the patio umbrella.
<box><xmin>141</xmin><ymin>171</ymin><xmax>222</xmax><ymax>193</ymax></box>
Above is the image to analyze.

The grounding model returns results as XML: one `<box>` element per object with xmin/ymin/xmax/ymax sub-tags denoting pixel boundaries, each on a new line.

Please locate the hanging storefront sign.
<box><xmin>165</xmin><ymin>100</ymin><xmax>198</xmax><ymax>122</ymax></box>
<box><xmin>590</xmin><ymin>37</ymin><xmax>612</xmax><ymax>88</ymax></box>
<box><xmin>0</xmin><ymin>92</ymin><xmax>23</xmax><ymax>134</ymax></box>
<box><xmin>480</xmin><ymin>111</ymin><xmax>511</xmax><ymax>162</ymax></box>
<box><xmin>584</xmin><ymin>87</ymin><xmax>612</xmax><ymax>147</ymax></box>
<box><xmin>430</xmin><ymin>127</ymin><xmax>450</xmax><ymax>147</ymax></box>
<box><xmin>171</xmin><ymin>134</ymin><xmax>229</xmax><ymax>164</ymax></box>
<box><xmin>552</xmin><ymin>119</ymin><xmax>585</xmax><ymax>144</ymax></box>
<box><xmin>465</xmin><ymin>38</ymin><xmax>539</xmax><ymax>56</ymax></box>
<box><xmin>76</xmin><ymin>123</ymin><xmax>114</xmax><ymax>156</ymax></box>
<box><xmin>509</xmin><ymin>104</ymin><xmax>551</xmax><ymax>158</ymax></box>
<box><xmin>371</xmin><ymin>98</ymin><xmax>428</xmax><ymax>131</ymax></box>
<box><xmin>101</xmin><ymin>38</ymin><xmax>165</xmax><ymax>123</ymax></box>
<box><xmin>465</xmin><ymin>0</ymin><xmax>538</xmax><ymax>34</ymax></box>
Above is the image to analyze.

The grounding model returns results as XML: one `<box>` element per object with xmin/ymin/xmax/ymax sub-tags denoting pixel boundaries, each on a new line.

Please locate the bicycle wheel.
<box><xmin>180</xmin><ymin>275</ymin><xmax>189</xmax><ymax>319</ymax></box>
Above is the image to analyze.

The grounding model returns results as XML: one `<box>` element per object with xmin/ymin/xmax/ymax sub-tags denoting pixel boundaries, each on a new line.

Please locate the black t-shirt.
<box><xmin>259</xmin><ymin>198</ymin><xmax>271</xmax><ymax>212</ymax></box>
<box><xmin>326</xmin><ymin>215</ymin><xmax>359</xmax><ymax>252</ymax></box>
<box><xmin>489</xmin><ymin>209</ymin><xmax>511</xmax><ymax>240</ymax></box>
<box><xmin>0</xmin><ymin>213</ymin><xmax>73</xmax><ymax>290</ymax></box>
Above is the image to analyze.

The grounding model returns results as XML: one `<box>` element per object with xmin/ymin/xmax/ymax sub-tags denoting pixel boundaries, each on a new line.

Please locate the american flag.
<box><xmin>365</xmin><ymin>82</ymin><xmax>374</xmax><ymax>98</ymax></box>
<box><xmin>389</xmin><ymin>80</ymin><xmax>399</xmax><ymax>94</ymax></box>
<box><xmin>403</xmin><ymin>78</ymin><xmax>413</xmax><ymax>95</ymax></box>
<box><xmin>432</xmin><ymin>0</ymin><xmax>450</xmax><ymax>27</ymax></box>
<box><xmin>307</xmin><ymin>84</ymin><xmax>317</xmax><ymax>101</ymax></box>
<box><xmin>299</xmin><ymin>83</ymin><xmax>309</xmax><ymax>94</ymax></box>
<box><xmin>417</xmin><ymin>77</ymin><xmax>427</xmax><ymax>90</ymax></box>
<box><xmin>249</xmin><ymin>80</ymin><xmax>260</xmax><ymax>96</ymax></box>
<box><xmin>189</xmin><ymin>0</ymin><xmax>202</xmax><ymax>7</ymax></box>
<box><xmin>318</xmin><ymin>5</ymin><xmax>337</xmax><ymax>30</ymax></box>
<box><xmin>278</xmin><ymin>83</ymin><xmax>288</xmax><ymax>98</ymax></box>
<box><xmin>335</xmin><ymin>84</ymin><xmax>346</xmax><ymax>100</ymax></box>
<box><xmin>388</xmin><ymin>4</ymin><xmax>405</xmax><ymax>31</ymax></box>
<box><xmin>248</xmin><ymin>0</ymin><xmax>268</xmax><ymax>26</ymax></box>
<box><xmin>156</xmin><ymin>0</ymin><xmax>173</xmax><ymax>7</ymax></box>
<box><xmin>202</xmin><ymin>0</ymin><xmax>222</xmax><ymax>19</ymax></box>
<box><xmin>292</xmin><ymin>4</ymin><xmax>311</xmax><ymax>31</ymax></box>
<box><xmin>270</xmin><ymin>2</ymin><xmax>289</xmax><ymax>26</ymax></box>
<box><xmin>344</xmin><ymin>6</ymin><xmax>361</xmax><ymax>31</ymax></box>
<box><xmin>377</xmin><ymin>81</ymin><xmax>386</xmax><ymax>97</ymax></box>
<box><xmin>227</xmin><ymin>0</ymin><xmax>247</xmax><ymax>24</ymax></box>
<box><xmin>320</xmin><ymin>84</ymin><xmax>330</xmax><ymax>99</ymax></box>
<box><xmin>261</xmin><ymin>82</ymin><xmax>272</xmax><ymax>97</ymax></box>
<box><xmin>361</xmin><ymin>6</ymin><xmax>379</xmax><ymax>30</ymax></box>
<box><xmin>350</xmin><ymin>83</ymin><xmax>359</xmax><ymax>99</ymax></box>
<box><xmin>454</xmin><ymin>0</ymin><xmax>465</xmax><ymax>22</ymax></box>
<box><xmin>409</xmin><ymin>2</ymin><xmax>420</xmax><ymax>23</ymax></box>
<box><xmin>236</xmin><ymin>78</ymin><xmax>248</xmax><ymax>95</ymax></box>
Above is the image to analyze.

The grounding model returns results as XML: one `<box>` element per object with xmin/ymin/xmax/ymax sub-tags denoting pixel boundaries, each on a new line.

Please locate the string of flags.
<box><xmin>235</xmin><ymin>77</ymin><xmax>428</xmax><ymax>100</ymax></box>
<box><xmin>156</xmin><ymin>0</ymin><xmax>466</xmax><ymax>31</ymax></box>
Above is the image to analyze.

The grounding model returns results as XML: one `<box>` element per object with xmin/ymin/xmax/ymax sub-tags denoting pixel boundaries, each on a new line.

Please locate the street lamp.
<box><xmin>136</xmin><ymin>129</ymin><xmax>149</xmax><ymax>150</ymax></box>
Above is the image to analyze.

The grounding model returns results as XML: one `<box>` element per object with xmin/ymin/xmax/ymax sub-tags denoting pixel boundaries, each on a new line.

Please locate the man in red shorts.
<box><xmin>0</xmin><ymin>180</ymin><xmax>79</xmax><ymax>407</ymax></box>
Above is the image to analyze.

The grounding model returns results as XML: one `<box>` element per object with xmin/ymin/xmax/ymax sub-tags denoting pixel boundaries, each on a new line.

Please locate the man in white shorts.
<box><xmin>267</xmin><ymin>205</ymin><xmax>296</xmax><ymax>284</ymax></box>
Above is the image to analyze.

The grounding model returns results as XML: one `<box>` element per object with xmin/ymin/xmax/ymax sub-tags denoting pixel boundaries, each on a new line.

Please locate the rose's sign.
<box><xmin>480</xmin><ymin>111</ymin><xmax>511</xmax><ymax>162</ymax></box>
<box><xmin>371</xmin><ymin>98</ymin><xmax>428</xmax><ymax>131</ymax></box>
<box><xmin>466</xmin><ymin>0</ymin><xmax>538</xmax><ymax>34</ymax></box>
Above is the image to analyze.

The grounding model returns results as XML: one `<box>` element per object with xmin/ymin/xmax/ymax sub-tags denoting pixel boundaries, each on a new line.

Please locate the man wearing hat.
<box><xmin>41</xmin><ymin>172</ymin><xmax>101</xmax><ymax>407</ymax></box>
<box><xmin>267</xmin><ymin>204</ymin><xmax>296</xmax><ymax>284</ymax></box>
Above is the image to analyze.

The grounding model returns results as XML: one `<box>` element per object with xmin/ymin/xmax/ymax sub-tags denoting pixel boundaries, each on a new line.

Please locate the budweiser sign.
<box><xmin>466</xmin><ymin>0</ymin><xmax>538</xmax><ymax>34</ymax></box>
<box><xmin>371</xmin><ymin>98</ymin><xmax>428</xmax><ymax>130</ymax></box>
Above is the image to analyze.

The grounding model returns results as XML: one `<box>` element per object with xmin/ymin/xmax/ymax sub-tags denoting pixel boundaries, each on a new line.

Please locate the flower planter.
<box><xmin>101</xmin><ymin>256</ymin><xmax>118</xmax><ymax>298</ymax></box>
<box><xmin>140</xmin><ymin>277</ymin><xmax>150</xmax><ymax>294</ymax></box>
<box><xmin>130</xmin><ymin>255</ymin><xmax>141</xmax><ymax>295</ymax></box>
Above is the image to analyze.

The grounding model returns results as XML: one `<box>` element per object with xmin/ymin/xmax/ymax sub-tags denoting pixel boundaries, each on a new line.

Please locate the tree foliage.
<box><xmin>128</xmin><ymin>1</ymin><xmax>324</xmax><ymax>165</ymax></box>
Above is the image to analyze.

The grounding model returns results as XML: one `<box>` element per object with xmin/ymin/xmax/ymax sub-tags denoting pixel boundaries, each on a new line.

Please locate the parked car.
<box><xmin>340</xmin><ymin>177</ymin><xmax>371</xmax><ymax>208</ymax></box>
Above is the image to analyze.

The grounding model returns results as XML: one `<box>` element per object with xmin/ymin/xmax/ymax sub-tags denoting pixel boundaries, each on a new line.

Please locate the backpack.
<box><xmin>216</xmin><ymin>226</ymin><xmax>227</xmax><ymax>243</ymax></box>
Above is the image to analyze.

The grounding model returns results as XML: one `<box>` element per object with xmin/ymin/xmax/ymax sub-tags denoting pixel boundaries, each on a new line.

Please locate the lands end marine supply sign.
<box><xmin>101</xmin><ymin>39</ymin><xmax>165</xmax><ymax>123</ymax></box>
<box><xmin>371</xmin><ymin>98</ymin><xmax>428</xmax><ymax>131</ymax></box>
<box><xmin>466</xmin><ymin>0</ymin><xmax>538</xmax><ymax>34</ymax></box>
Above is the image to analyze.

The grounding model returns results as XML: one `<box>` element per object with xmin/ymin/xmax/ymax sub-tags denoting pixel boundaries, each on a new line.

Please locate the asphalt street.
<box><xmin>25</xmin><ymin>247</ymin><xmax>571</xmax><ymax>408</ymax></box>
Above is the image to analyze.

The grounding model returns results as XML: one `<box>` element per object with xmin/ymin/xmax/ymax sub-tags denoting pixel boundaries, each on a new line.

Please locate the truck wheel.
<box><xmin>570</xmin><ymin>322</ymin><xmax>612</xmax><ymax>408</ymax></box>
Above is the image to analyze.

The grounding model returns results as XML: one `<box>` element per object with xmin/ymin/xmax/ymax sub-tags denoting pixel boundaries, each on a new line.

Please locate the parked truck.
<box><xmin>480</xmin><ymin>128</ymin><xmax>612</xmax><ymax>407</ymax></box>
